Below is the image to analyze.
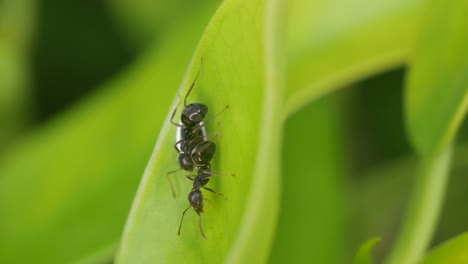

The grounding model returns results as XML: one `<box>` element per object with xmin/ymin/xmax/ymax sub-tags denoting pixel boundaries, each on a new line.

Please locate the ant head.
<box><xmin>181</xmin><ymin>103</ymin><xmax>208</xmax><ymax>127</ymax></box>
<box><xmin>178</xmin><ymin>153</ymin><xmax>194</xmax><ymax>171</ymax></box>
<box><xmin>191</xmin><ymin>141</ymin><xmax>216</xmax><ymax>166</ymax></box>
<box><xmin>188</xmin><ymin>190</ymin><xmax>204</xmax><ymax>213</ymax></box>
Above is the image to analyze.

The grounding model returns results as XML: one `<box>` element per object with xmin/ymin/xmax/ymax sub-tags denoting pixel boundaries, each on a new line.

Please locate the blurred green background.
<box><xmin>0</xmin><ymin>0</ymin><xmax>467</xmax><ymax>263</ymax></box>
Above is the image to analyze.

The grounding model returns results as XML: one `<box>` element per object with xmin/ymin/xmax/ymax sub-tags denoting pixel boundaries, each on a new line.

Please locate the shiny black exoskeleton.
<box><xmin>177</xmin><ymin>167</ymin><xmax>226</xmax><ymax>240</ymax></box>
<box><xmin>167</xmin><ymin>58</ymin><xmax>228</xmax><ymax>197</ymax></box>
<box><xmin>169</xmin><ymin>63</ymin><xmax>213</xmax><ymax>171</ymax></box>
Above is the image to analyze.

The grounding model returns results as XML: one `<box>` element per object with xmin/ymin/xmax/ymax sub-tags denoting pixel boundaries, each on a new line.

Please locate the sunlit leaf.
<box><xmin>0</xmin><ymin>10</ymin><xmax>212</xmax><ymax>264</ymax></box>
<box><xmin>405</xmin><ymin>0</ymin><xmax>468</xmax><ymax>156</ymax></box>
<box><xmin>285</xmin><ymin>0</ymin><xmax>425</xmax><ymax>116</ymax></box>
<box><xmin>116</xmin><ymin>0</ymin><xmax>286</xmax><ymax>263</ymax></box>
<box><xmin>421</xmin><ymin>232</ymin><xmax>468</xmax><ymax>264</ymax></box>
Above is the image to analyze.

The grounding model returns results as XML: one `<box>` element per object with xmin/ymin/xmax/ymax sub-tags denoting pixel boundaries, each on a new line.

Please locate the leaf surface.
<box><xmin>353</xmin><ymin>237</ymin><xmax>381</xmax><ymax>264</ymax></box>
<box><xmin>405</xmin><ymin>0</ymin><xmax>468</xmax><ymax>156</ymax></box>
<box><xmin>0</xmin><ymin>9</ymin><xmax>212</xmax><ymax>263</ymax></box>
<box><xmin>116</xmin><ymin>0</ymin><xmax>286</xmax><ymax>263</ymax></box>
<box><xmin>421</xmin><ymin>232</ymin><xmax>468</xmax><ymax>264</ymax></box>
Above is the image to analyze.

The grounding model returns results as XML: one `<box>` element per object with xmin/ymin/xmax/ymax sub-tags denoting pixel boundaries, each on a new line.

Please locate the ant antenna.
<box><xmin>202</xmin><ymin>170</ymin><xmax>236</xmax><ymax>177</ymax></box>
<box><xmin>178</xmin><ymin>205</ymin><xmax>191</xmax><ymax>237</ymax></box>
<box><xmin>197</xmin><ymin>212</ymin><xmax>207</xmax><ymax>240</ymax></box>
<box><xmin>170</xmin><ymin>101</ymin><xmax>182</xmax><ymax>126</ymax></box>
<box><xmin>192</xmin><ymin>105</ymin><xmax>230</xmax><ymax>134</ymax></box>
<box><xmin>184</xmin><ymin>57</ymin><xmax>203</xmax><ymax>106</ymax></box>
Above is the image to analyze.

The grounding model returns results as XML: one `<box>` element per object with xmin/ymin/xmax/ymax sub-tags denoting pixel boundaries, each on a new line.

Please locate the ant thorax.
<box><xmin>175</xmin><ymin>122</ymin><xmax>208</xmax><ymax>153</ymax></box>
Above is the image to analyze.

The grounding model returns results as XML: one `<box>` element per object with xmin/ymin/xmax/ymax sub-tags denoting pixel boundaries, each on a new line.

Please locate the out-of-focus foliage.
<box><xmin>116</xmin><ymin>0</ymin><xmax>285</xmax><ymax>262</ymax></box>
<box><xmin>421</xmin><ymin>232</ymin><xmax>468</xmax><ymax>264</ymax></box>
<box><xmin>386</xmin><ymin>0</ymin><xmax>468</xmax><ymax>263</ymax></box>
<box><xmin>0</xmin><ymin>0</ymin><xmax>34</xmax><ymax>151</ymax></box>
<box><xmin>0</xmin><ymin>0</ymin><xmax>467</xmax><ymax>263</ymax></box>
<box><xmin>106</xmin><ymin>0</ymin><xmax>217</xmax><ymax>48</ymax></box>
<box><xmin>0</xmin><ymin>1</ymin><xmax>218</xmax><ymax>263</ymax></box>
<box><xmin>405</xmin><ymin>0</ymin><xmax>468</xmax><ymax>157</ymax></box>
<box><xmin>353</xmin><ymin>237</ymin><xmax>380</xmax><ymax>264</ymax></box>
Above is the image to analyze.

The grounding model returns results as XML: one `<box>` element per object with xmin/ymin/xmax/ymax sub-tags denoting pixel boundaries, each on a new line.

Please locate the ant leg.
<box><xmin>173</xmin><ymin>138</ymin><xmax>184</xmax><ymax>153</ymax></box>
<box><xmin>191</xmin><ymin>105</ymin><xmax>230</xmax><ymax>134</ymax></box>
<box><xmin>184</xmin><ymin>131</ymin><xmax>221</xmax><ymax>148</ymax></box>
<box><xmin>184</xmin><ymin>58</ymin><xmax>203</xmax><ymax>106</ymax></box>
<box><xmin>178</xmin><ymin>205</ymin><xmax>192</xmax><ymax>237</ymax></box>
<box><xmin>167</xmin><ymin>168</ymin><xmax>183</xmax><ymax>198</ymax></box>
<box><xmin>170</xmin><ymin>103</ymin><xmax>184</xmax><ymax>127</ymax></box>
<box><xmin>185</xmin><ymin>174</ymin><xmax>196</xmax><ymax>181</ymax></box>
<box><xmin>203</xmin><ymin>186</ymin><xmax>227</xmax><ymax>200</ymax></box>
<box><xmin>197</xmin><ymin>212</ymin><xmax>207</xmax><ymax>240</ymax></box>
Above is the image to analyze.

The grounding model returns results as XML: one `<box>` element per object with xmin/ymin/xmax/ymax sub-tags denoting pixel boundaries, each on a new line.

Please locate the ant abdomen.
<box><xmin>190</xmin><ymin>141</ymin><xmax>216</xmax><ymax>167</ymax></box>
<box><xmin>177</xmin><ymin>153</ymin><xmax>194</xmax><ymax>171</ymax></box>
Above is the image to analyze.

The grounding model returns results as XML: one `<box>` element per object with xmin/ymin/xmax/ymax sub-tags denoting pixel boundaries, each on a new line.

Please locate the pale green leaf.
<box><xmin>405</xmin><ymin>0</ymin><xmax>468</xmax><ymax>156</ymax></box>
<box><xmin>285</xmin><ymin>0</ymin><xmax>425</xmax><ymax>117</ymax></box>
<box><xmin>385</xmin><ymin>1</ymin><xmax>468</xmax><ymax>263</ymax></box>
<box><xmin>0</xmin><ymin>10</ymin><xmax>211</xmax><ymax>263</ymax></box>
<box><xmin>116</xmin><ymin>0</ymin><xmax>286</xmax><ymax>263</ymax></box>
<box><xmin>421</xmin><ymin>232</ymin><xmax>468</xmax><ymax>264</ymax></box>
<box><xmin>384</xmin><ymin>146</ymin><xmax>452</xmax><ymax>264</ymax></box>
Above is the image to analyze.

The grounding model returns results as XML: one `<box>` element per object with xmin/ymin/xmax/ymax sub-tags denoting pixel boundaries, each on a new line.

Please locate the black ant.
<box><xmin>167</xmin><ymin>58</ymin><xmax>229</xmax><ymax>197</ymax></box>
<box><xmin>177</xmin><ymin>167</ymin><xmax>228</xmax><ymax>240</ymax></box>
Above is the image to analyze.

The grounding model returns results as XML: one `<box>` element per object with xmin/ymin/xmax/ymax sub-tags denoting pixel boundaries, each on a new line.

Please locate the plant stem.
<box><xmin>384</xmin><ymin>146</ymin><xmax>453</xmax><ymax>264</ymax></box>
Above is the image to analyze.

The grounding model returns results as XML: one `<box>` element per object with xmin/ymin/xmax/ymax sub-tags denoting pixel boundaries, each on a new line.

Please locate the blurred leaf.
<box><xmin>405</xmin><ymin>0</ymin><xmax>468</xmax><ymax>156</ymax></box>
<box><xmin>353</xmin><ymin>237</ymin><xmax>381</xmax><ymax>264</ymax></box>
<box><xmin>270</xmin><ymin>0</ymin><xmax>427</xmax><ymax>259</ymax></box>
<box><xmin>116</xmin><ymin>0</ymin><xmax>286</xmax><ymax>263</ymax></box>
<box><xmin>0</xmin><ymin>0</ymin><xmax>35</xmax><ymax>150</ymax></box>
<box><xmin>285</xmin><ymin>0</ymin><xmax>425</xmax><ymax>116</ymax></box>
<box><xmin>0</xmin><ymin>8</ymin><xmax>212</xmax><ymax>264</ymax></box>
<box><xmin>349</xmin><ymin>142</ymin><xmax>468</xmax><ymax>263</ymax></box>
<box><xmin>384</xmin><ymin>146</ymin><xmax>452</xmax><ymax>264</ymax></box>
<box><xmin>421</xmin><ymin>232</ymin><xmax>468</xmax><ymax>264</ymax></box>
<box><xmin>385</xmin><ymin>1</ymin><xmax>468</xmax><ymax>263</ymax></box>
<box><xmin>270</xmin><ymin>97</ymin><xmax>346</xmax><ymax>263</ymax></box>
<box><xmin>106</xmin><ymin>0</ymin><xmax>217</xmax><ymax>47</ymax></box>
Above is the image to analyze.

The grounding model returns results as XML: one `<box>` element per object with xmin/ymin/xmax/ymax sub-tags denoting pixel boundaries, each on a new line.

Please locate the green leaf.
<box><xmin>384</xmin><ymin>146</ymin><xmax>452</xmax><ymax>264</ymax></box>
<box><xmin>405</xmin><ymin>0</ymin><xmax>468</xmax><ymax>156</ymax></box>
<box><xmin>421</xmin><ymin>232</ymin><xmax>468</xmax><ymax>264</ymax></box>
<box><xmin>0</xmin><ymin>10</ymin><xmax>211</xmax><ymax>264</ymax></box>
<box><xmin>106</xmin><ymin>0</ymin><xmax>217</xmax><ymax>47</ymax></box>
<box><xmin>270</xmin><ymin>97</ymin><xmax>346</xmax><ymax>263</ymax></box>
<box><xmin>285</xmin><ymin>0</ymin><xmax>426</xmax><ymax>116</ymax></box>
<box><xmin>353</xmin><ymin>237</ymin><xmax>381</xmax><ymax>264</ymax></box>
<box><xmin>116</xmin><ymin>0</ymin><xmax>286</xmax><ymax>262</ymax></box>
<box><xmin>385</xmin><ymin>1</ymin><xmax>468</xmax><ymax>263</ymax></box>
<box><xmin>349</xmin><ymin>142</ymin><xmax>468</xmax><ymax>263</ymax></box>
<box><xmin>0</xmin><ymin>0</ymin><xmax>35</xmax><ymax>149</ymax></box>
